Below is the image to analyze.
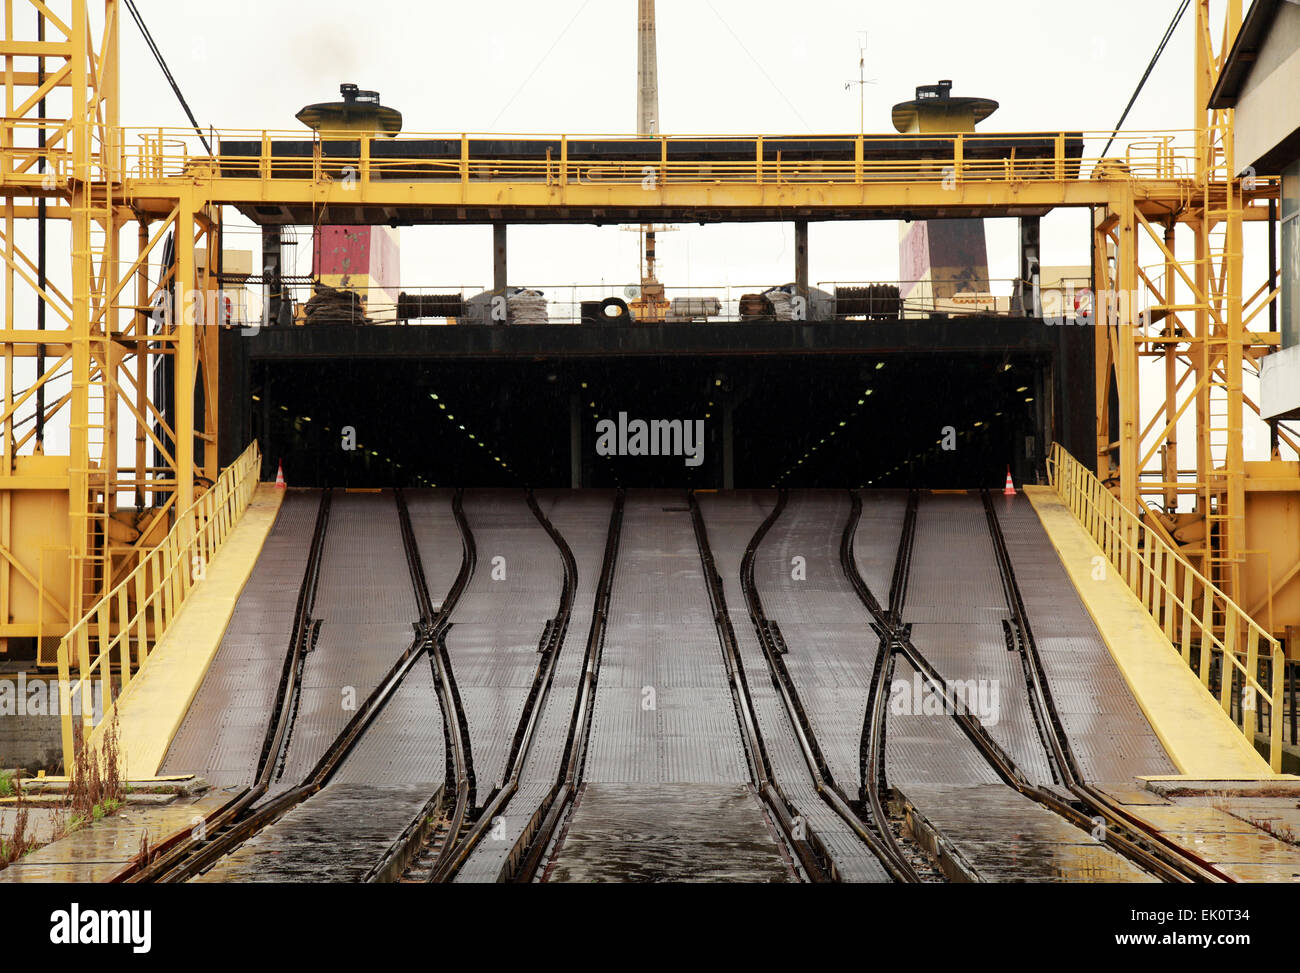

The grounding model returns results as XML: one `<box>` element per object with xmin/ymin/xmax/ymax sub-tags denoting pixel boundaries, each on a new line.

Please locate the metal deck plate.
<box><xmin>442</xmin><ymin>490</ymin><xmax>563</xmax><ymax>803</ymax></box>
<box><xmin>697</xmin><ymin>491</ymin><xmax>891</xmax><ymax>882</ymax></box>
<box><xmin>545</xmin><ymin>783</ymin><xmax>795</xmax><ymax>883</ymax></box>
<box><xmin>195</xmin><ymin>783</ymin><xmax>439</xmax><ymax>883</ymax></box>
<box><xmin>905</xmin><ymin>493</ymin><xmax>1056</xmax><ymax>784</ymax></box>
<box><xmin>901</xmin><ymin>783</ymin><xmax>1157</xmax><ymax>883</ymax></box>
<box><xmin>582</xmin><ymin>493</ymin><xmax>749</xmax><ymax>786</ymax></box>
<box><xmin>752</xmin><ymin>490</ymin><xmax>878</xmax><ymax>794</ymax></box>
<box><xmin>993</xmin><ymin>494</ymin><xmax>1176</xmax><ymax>782</ymax></box>
<box><xmin>159</xmin><ymin>491</ymin><xmax>320</xmax><ymax>786</ymax></box>
<box><xmin>268</xmin><ymin>493</ymin><xmax>418</xmax><ymax>794</ymax></box>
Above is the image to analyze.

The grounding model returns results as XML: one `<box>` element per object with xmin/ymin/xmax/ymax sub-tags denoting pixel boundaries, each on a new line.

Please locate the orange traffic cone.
<box><xmin>1003</xmin><ymin>467</ymin><xmax>1015</xmax><ymax>496</ymax></box>
<box><xmin>275</xmin><ymin>459</ymin><xmax>286</xmax><ymax>489</ymax></box>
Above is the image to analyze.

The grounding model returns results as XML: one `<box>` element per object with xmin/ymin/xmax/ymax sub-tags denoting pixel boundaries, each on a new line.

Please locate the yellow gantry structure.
<box><xmin>0</xmin><ymin>2</ymin><xmax>1295</xmax><ymax>690</ymax></box>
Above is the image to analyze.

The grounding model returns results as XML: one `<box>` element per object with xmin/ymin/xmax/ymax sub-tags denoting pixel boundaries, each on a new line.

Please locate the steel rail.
<box><xmin>841</xmin><ymin>487</ymin><xmax>1224</xmax><ymax>884</ymax></box>
<box><xmin>844</xmin><ymin>490</ymin><xmax>923</xmax><ymax>882</ymax></box>
<box><xmin>392</xmin><ymin>488</ymin><xmax>478</xmax><ymax>881</ymax></box>
<box><xmin>119</xmin><ymin>488</ymin><xmax>333</xmax><ymax>883</ymax></box>
<box><xmin>740</xmin><ymin>490</ymin><xmax>918</xmax><ymax>883</ymax></box>
<box><xmin>128</xmin><ymin>490</ymin><xmax>480</xmax><ymax>883</ymax></box>
<box><xmin>153</xmin><ymin>490</ymin><xmax>454</xmax><ymax>883</ymax></box>
<box><xmin>978</xmin><ymin>489</ymin><xmax>1231</xmax><ymax>883</ymax></box>
<box><xmin>688</xmin><ymin>492</ymin><xmax>834</xmax><ymax>883</ymax></box>
<box><xmin>504</xmin><ymin>491</ymin><xmax>625</xmax><ymax>883</ymax></box>
<box><xmin>423</xmin><ymin>490</ymin><xmax>579</xmax><ymax>883</ymax></box>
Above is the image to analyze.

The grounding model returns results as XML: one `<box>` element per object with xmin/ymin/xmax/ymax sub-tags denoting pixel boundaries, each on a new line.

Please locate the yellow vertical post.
<box><xmin>1117</xmin><ymin>189</ymin><xmax>1140</xmax><ymax>513</ymax></box>
<box><xmin>134</xmin><ymin>221</ymin><xmax>148</xmax><ymax>510</ymax></box>
<box><xmin>174</xmin><ymin>188</ymin><xmax>196</xmax><ymax>517</ymax></box>
<box><xmin>68</xmin><ymin>0</ymin><xmax>91</xmax><ymax>625</ymax></box>
<box><xmin>1162</xmin><ymin>222</ymin><xmax>1179</xmax><ymax>512</ymax></box>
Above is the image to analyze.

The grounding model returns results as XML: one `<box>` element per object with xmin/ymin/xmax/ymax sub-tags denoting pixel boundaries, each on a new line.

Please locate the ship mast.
<box><xmin>635</xmin><ymin>0</ymin><xmax>669</xmax><ymax>320</ymax></box>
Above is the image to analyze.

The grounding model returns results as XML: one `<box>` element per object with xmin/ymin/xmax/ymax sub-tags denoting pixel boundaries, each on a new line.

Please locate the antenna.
<box><xmin>844</xmin><ymin>31</ymin><xmax>876</xmax><ymax>136</ymax></box>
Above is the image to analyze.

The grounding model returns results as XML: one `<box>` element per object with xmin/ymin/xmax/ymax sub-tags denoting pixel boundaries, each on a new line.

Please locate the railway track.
<box><xmin>740</xmin><ymin>491</ymin><xmax>921</xmax><ymax>883</ymax></box>
<box><xmin>122</xmin><ymin>490</ymin><xmax>458</xmax><ymax>883</ymax></box>
<box><xmin>843</xmin><ymin>487</ymin><xmax>1230</xmax><ymax>884</ymax></box>
<box><xmin>688</xmin><ymin>492</ymin><xmax>837</xmax><ymax>883</ymax></box>
<box><xmin>848</xmin><ymin>489</ymin><xmax>934</xmax><ymax>880</ymax></box>
<box><xmin>374</xmin><ymin>489</ymin><xmax>477</xmax><ymax>883</ymax></box>
<box><xmin>398</xmin><ymin>490</ymin><xmax>580</xmax><ymax>883</ymax></box>
<box><xmin>496</xmin><ymin>491</ymin><xmax>625</xmax><ymax>883</ymax></box>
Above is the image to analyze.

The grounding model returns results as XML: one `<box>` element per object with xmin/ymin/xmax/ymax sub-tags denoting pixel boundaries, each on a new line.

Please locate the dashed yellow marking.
<box><xmin>1023</xmin><ymin>485</ymin><xmax>1274</xmax><ymax>780</ymax></box>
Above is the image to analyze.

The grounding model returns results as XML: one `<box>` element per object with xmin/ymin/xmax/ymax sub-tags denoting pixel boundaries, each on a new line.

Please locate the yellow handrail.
<box><xmin>110</xmin><ymin>125</ymin><xmax>1204</xmax><ymax>189</ymax></box>
<box><xmin>1047</xmin><ymin>443</ymin><xmax>1284</xmax><ymax>772</ymax></box>
<box><xmin>56</xmin><ymin>441</ymin><xmax>263</xmax><ymax>774</ymax></box>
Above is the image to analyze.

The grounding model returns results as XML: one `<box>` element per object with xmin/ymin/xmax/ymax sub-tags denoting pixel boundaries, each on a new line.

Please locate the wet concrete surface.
<box><xmin>0</xmin><ymin>793</ymin><xmax>229</xmax><ymax>882</ymax></box>
<box><xmin>0</xmin><ymin>804</ymin><xmax>66</xmax><ymax>844</ymax></box>
<box><xmin>545</xmin><ymin>783</ymin><xmax>795</xmax><ymax>883</ymax></box>
<box><xmin>1119</xmin><ymin>802</ymin><xmax>1300</xmax><ymax>882</ymax></box>
<box><xmin>900</xmin><ymin>783</ymin><xmax>1157</xmax><ymax>882</ymax></box>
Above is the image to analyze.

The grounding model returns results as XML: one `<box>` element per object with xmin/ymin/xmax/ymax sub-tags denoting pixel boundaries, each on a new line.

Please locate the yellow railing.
<box><xmin>56</xmin><ymin>441</ymin><xmax>263</xmax><ymax>773</ymax></box>
<box><xmin>1047</xmin><ymin>443</ymin><xmax>1284</xmax><ymax>772</ymax></box>
<box><xmin>113</xmin><ymin>126</ymin><xmax>1202</xmax><ymax>188</ymax></box>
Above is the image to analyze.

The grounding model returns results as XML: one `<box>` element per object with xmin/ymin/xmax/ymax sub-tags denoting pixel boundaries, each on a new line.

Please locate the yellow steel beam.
<box><xmin>123</xmin><ymin>176</ymin><xmax>1131</xmax><ymax>217</ymax></box>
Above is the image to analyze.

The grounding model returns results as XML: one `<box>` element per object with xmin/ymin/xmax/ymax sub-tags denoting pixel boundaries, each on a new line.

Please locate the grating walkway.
<box><xmin>266</xmin><ymin>491</ymin><xmax>418</xmax><ymax>795</ymax></box>
<box><xmin>442</xmin><ymin>490</ymin><xmax>564</xmax><ymax>801</ymax></box>
<box><xmin>160</xmin><ymin>490</ymin><xmax>320</xmax><ymax>788</ymax></box>
<box><xmin>751</xmin><ymin>490</ymin><xmax>877</xmax><ymax>795</ymax></box>
<box><xmin>699</xmin><ymin>490</ymin><xmax>891</xmax><ymax>882</ymax></box>
<box><xmin>904</xmin><ymin>492</ymin><xmax>1056</xmax><ymax>785</ymax></box>
<box><xmin>582</xmin><ymin>491</ymin><xmax>748</xmax><ymax>785</ymax></box>
<box><xmin>993</xmin><ymin>493</ymin><xmax>1175</xmax><ymax>783</ymax></box>
<box><xmin>455</xmin><ymin>491</ymin><xmax>615</xmax><ymax>883</ymax></box>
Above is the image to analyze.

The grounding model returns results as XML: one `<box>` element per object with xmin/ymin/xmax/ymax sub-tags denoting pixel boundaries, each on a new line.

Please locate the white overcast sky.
<box><xmin>116</xmin><ymin>0</ymin><xmax>1213</xmax><ymax>292</ymax></box>
<box><xmin>13</xmin><ymin>1</ymin><xmax>1275</xmax><ymax>470</ymax></box>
